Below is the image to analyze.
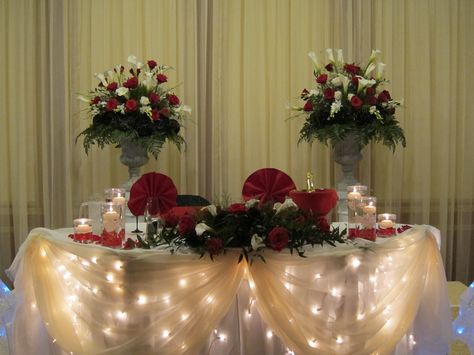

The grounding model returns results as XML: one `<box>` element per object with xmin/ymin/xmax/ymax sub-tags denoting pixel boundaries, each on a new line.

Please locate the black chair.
<box><xmin>176</xmin><ymin>194</ymin><xmax>210</xmax><ymax>207</ymax></box>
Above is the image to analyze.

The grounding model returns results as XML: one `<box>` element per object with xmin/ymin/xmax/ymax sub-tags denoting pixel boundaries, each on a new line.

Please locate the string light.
<box><xmin>217</xmin><ymin>333</ymin><xmax>226</xmax><ymax>341</ymax></box>
<box><xmin>162</xmin><ymin>330</ymin><xmax>170</xmax><ymax>338</ymax></box>
<box><xmin>63</xmin><ymin>272</ymin><xmax>71</xmax><ymax>280</ymax></box>
<box><xmin>181</xmin><ymin>313</ymin><xmax>189</xmax><ymax>321</ymax></box>
<box><xmin>91</xmin><ymin>257</ymin><xmax>98</xmax><ymax>264</ymax></box>
<box><xmin>314</xmin><ymin>273</ymin><xmax>322</xmax><ymax>279</ymax></box>
<box><xmin>106</xmin><ymin>274</ymin><xmax>114</xmax><ymax>282</ymax></box>
<box><xmin>103</xmin><ymin>328</ymin><xmax>111</xmax><ymax>335</ymax></box>
<box><xmin>81</xmin><ymin>260</ymin><xmax>90</xmax><ymax>267</ymax></box>
<box><xmin>179</xmin><ymin>279</ymin><xmax>187</xmax><ymax>287</ymax></box>
<box><xmin>350</xmin><ymin>257</ymin><xmax>361</xmax><ymax>269</ymax></box>
<box><xmin>116</xmin><ymin>311</ymin><xmax>127</xmax><ymax>320</ymax></box>
<box><xmin>207</xmin><ymin>296</ymin><xmax>214</xmax><ymax>304</ymax></box>
<box><xmin>137</xmin><ymin>295</ymin><xmax>147</xmax><ymax>305</ymax></box>
<box><xmin>40</xmin><ymin>249</ymin><xmax>47</xmax><ymax>257</ymax></box>
<box><xmin>331</xmin><ymin>288</ymin><xmax>340</xmax><ymax>297</ymax></box>
<box><xmin>266</xmin><ymin>330</ymin><xmax>273</xmax><ymax>338</ymax></box>
<box><xmin>336</xmin><ymin>336</ymin><xmax>343</xmax><ymax>344</ymax></box>
<box><xmin>308</xmin><ymin>339</ymin><xmax>318</xmax><ymax>348</ymax></box>
<box><xmin>311</xmin><ymin>305</ymin><xmax>320</xmax><ymax>315</ymax></box>
<box><xmin>92</xmin><ymin>287</ymin><xmax>99</xmax><ymax>295</ymax></box>
<box><xmin>357</xmin><ymin>313</ymin><xmax>365</xmax><ymax>320</ymax></box>
<box><xmin>114</xmin><ymin>261</ymin><xmax>123</xmax><ymax>270</ymax></box>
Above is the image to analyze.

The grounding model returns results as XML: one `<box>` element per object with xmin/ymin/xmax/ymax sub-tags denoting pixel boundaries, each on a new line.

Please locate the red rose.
<box><xmin>159</xmin><ymin>107</ymin><xmax>170</xmax><ymax>117</ymax></box>
<box><xmin>267</xmin><ymin>227</ymin><xmax>289</xmax><ymax>251</ymax></box>
<box><xmin>156</xmin><ymin>73</ymin><xmax>168</xmax><ymax>83</ymax></box>
<box><xmin>351</xmin><ymin>95</ymin><xmax>363</xmax><ymax>108</ymax></box>
<box><xmin>227</xmin><ymin>203</ymin><xmax>246</xmax><ymax>213</ymax></box>
<box><xmin>124</xmin><ymin>77</ymin><xmax>139</xmax><ymax>89</ymax></box>
<box><xmin>162</xmin><ymin>212</ymin><xmax>179</xmax><ymax>228</ymax></box>
<box><xmin>303</xmin><ymin>100</ymin><xmax>313</xmax><ymax>112</ymax></box>
<box><xmin>323</xmin><ymin>88</ymin><xmax>335</xmax><ymax>101</ymax></box>
<box><xmin>91</xmin><ymin>96</ymin><xmax>101</xmax><ymax>105</ymax></box>
<box><xmin>105</xmin><ymin>98</ymin><xmax>119</xmax><ymax>111</ymax></box>
<box><xmin>149</xmin><ymin>92</ymin><xmax>160</xmax><ymax>104</ymax></box>
<box><xmin>300</xmin><ymin>88</ymin><xmax>309</xmax><ymax>98</ymax></box>
<box><xmin>178</xmin><ymin>214</ymin><xmax>196</xmax><ymax>235</ymax></box>
<box><xmin>125</xmin><ymin>99</ymin><xmax>138</xmax><ymax>112</ymax></box>
<box><xmin>325</xmin><ymin>63</ymin><xmax>334</xmax><ymax>71</ymax></box>
<box><xmin>316</xmin><ymin>217</ymin><xmax>330</xmax><ymax>232</ymax></box>
<box><xmin>367</xmin><ymin>95</ymin><xmax>377</xmax><ymax>105</ymax></box>
<box><xmin>351</xmin><ymin>76</ymin><xmax>359</xmax><ymax>87</ymax></box>
<box><xmin>377</xmin><ymin>91</ymin><xmax>389</xmax><ymax>103</ymax></box>
<box><xmin>366</xmin><ymin>87</ymin><xmax>376</xmax><ymax>96</ymax></box>
<box><xmin>206</xmin><ymin>237</ymin><xmax>223</xmax><ymax>256</ymax></box>
<box><xmin>316</xmin><ymin>74</ymin><xmax>328</xmax><ymax>84</ymax></box>
<box><xmin>107</xmin><ymin>82</ymin><xmax>118</xmax><ymax>91</ymax></box>
<box><xmin>386</xmin><ymin>107</ymin><xmax>396</xmax><ymax>115</ymax></box>
<box><xmin>151</xmin><ymin>109</ymin><xmax>160</xmax><ymax>121</ymax></box>
<box><xmin>344</xmin><ymin>63</ymin><xmax>361</xmax><ymax>75</ymax></box>
<box><xmin>382</xmin><ymin>90</ymin><xmax>391</xmax><ymax>100</ymax></box>
<box><xmin>123</xmin><ymin>238</ymin><xmax>138</xmax><ymax>249</ymax></box>
<box><xmin>147</xmin><ymin>60</ymin><xmax>157</xmax><ymax>69</ymax></box>
<box><xmin>167</xmin><ymin>94</ymin><xmax>180</xmax><ymax>106</ymax></box>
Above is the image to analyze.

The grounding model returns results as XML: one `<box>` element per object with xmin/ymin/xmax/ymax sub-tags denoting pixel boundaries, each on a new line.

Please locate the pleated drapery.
<box><xmin>1</xmin><ymin>0</ymin><xmax>473</xmax><ymax>287</ymax></box>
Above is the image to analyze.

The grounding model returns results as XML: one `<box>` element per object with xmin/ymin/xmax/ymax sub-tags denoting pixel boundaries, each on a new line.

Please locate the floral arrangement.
<box><xmin>131</xmin><ymin>198</ymin><xmax>346</xmax><ymax>261</ymax></box>
<box><xmin>77</xmin><ymin>55</ymin><xmax>190</xmax><ymax>158</ymax></box>
<box><xmin>294</xmin><ymin>49</ymin><xmax>406</xmax><ymax>151</ymax></box>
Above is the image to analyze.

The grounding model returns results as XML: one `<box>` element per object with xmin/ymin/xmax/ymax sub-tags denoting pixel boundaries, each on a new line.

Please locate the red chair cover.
<box><xmin>242</xmin><ymin>168</ymin><xmax>296</xmax><ymax>204</ymax></box>
<box><xmin>127</xmin><ymin>172</ymin><xmax>177</xmax><ymax>216</ymax></box>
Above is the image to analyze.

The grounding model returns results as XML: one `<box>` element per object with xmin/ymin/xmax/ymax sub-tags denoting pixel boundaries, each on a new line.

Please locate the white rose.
<box><xmin>127</xmin><ymin>55</ymin><xmax>138</xmax><ymax>65</ymax></box>
<box><xmin>140</xmin><ymin>96</ymin><xmax>150</xmax><ymax>106</ymax></box>
<box><xmin>334</xmin><ymin>91</ymin><xmax>342</xmax><ymax>100</ymax></box>
<box><xmin>116</xmin><ymin>87</ymin><xmax>129</xmax><ymax>97</ymax></box>
<box><xmin>348</xmin><ymin>93</ymin><xmax>354</xmax><ymax>100</ymax></box>
<box><xmin>331</xmin><ymin>77</ymin><xmax>342</xmax><ymax>87</ymax></box>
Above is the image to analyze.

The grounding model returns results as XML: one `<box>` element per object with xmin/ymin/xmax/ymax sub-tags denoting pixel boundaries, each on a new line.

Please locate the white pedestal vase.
<box><xmin>120</xmin><ymin>139</ymin><xmax>149</xmax><ymax>192</ymax></box>
<box><xmin>332</xmin><ymin>134</ymin><xmax>363</xmax><ymax>222</ymax></box>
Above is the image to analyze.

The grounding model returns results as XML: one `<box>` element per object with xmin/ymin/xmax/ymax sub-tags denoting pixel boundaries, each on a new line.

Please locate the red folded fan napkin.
<box><xmin>128</xmin><ymin>172</ymin><xmax>178</xmax><ymax>216</ymax></box>
<box><xmin>242</xmin><ymin>168</ymin><xmax>296</xmax><ymax>204</ymax></box>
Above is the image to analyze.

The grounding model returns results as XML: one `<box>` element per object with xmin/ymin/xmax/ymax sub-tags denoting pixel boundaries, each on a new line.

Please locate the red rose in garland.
<box><xmin>106</xmin><ymin>98</ymin><xmax>118</xmax><ymax>111</ymax></box>
<box><xmin>351</xmin><ymin>95</ymin><xmax>363</xmax><ymax>109</ymax></box>
<box><xmin>323</xmin><ymin>88</ymin><xmax>335</xmax><ymax>101</ymax></box>
<box><xmin>227</xmin><ymin>203</ymin><xmax>246</xmax><ymax>213</ymax></box>
<box><xmin>157</xmin><ymin>73</ymin><xmax>168</xmax><ymax>83</ymax></box>
<box><xmin>149</xmin><ymin>92</ymin><xmax>160</xmax><ymax>104</ymax></box>
<box><xmin>162</xmin><ymin>212</ymin><xmax>179</xmax><ymax>228</ymax></box>
<box><xmin>303</xmin><ymin>101</ymin><xmax>313</xmax><ymax>112</ymax></box>
<box><xmin>316</xmin><ymin>74</ymin><xmax>328</xmax><ymax>84</ymax></box>
<box><xmin>167</xmin><ymin>94</ymin><xmax>180</xmax><ymax>106</ymax></box>
<box><xmin>267</xmin><ymin>227</ymin><xmax>290</xmax><ymax>251</ymax></box>
<box><xmin>125</xmin><ymin>99</ymin><xmax>138</xmax><ymax>112</ymax></box>
<box><xmin>147</xmin><ymin>60</ymin><xmax>157</xmax><ymax>69</ymax></box>
<box><xmin>207</xmin><ymin>237</ymin><xmax>223</xmax><ymax>256</ymax></box>
<box><xmin>178</xmin><ymin>214</ymin><xmax>196</xmax><ymax>235</ymax></box>
<box><xmin>107</xmin><ymin>82</ymin><xmax>118</xmax><ymax>91</ymax></box>
<box><xmin>344</xmin><ymin>63</ymin><xmax>360</xmax><ymax>75</ymax></box>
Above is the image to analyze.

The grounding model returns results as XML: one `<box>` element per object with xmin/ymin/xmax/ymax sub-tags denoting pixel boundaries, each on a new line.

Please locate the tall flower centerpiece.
<box><xmin>77</xmin><ymin>55</ymin><xmax>190</xmax><ymax>189</ymax></box>
<box><xmin>293</xmin><ymin>49</ymin><xmax>406</xmax><ymax>220</ymax></box>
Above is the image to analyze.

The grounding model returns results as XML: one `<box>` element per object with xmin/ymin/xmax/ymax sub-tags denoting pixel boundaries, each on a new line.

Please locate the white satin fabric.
<box><xmin>4</xmin><ymin>226</ymin><xmax>451</xmax><ymax>355</ymax></box>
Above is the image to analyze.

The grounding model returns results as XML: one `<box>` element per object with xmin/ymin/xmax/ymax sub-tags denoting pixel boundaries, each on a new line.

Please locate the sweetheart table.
<box><xmin>3</xmin><ymin>225</ymin><xmax>451</xmax><ymax>354</ymax></box>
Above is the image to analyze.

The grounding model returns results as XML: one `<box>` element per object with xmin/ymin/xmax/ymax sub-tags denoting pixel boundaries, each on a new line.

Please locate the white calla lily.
<box><xmin>331</xmin><ymin>76</ymin><xmax>342</xmax><ymax>87</ymax></box>
<box><xmin>201</xmin><ymin>204</ymin><xmax>217</xmax><ymax>216</ymax></box>
<box><xmin>127</xmin><ymin>55</ymin><xmax>138</xmax><ymax>66</ymax></box>
<box><xmin>364</xmin><ymin>63</ymin><xmax>376</xmax><ymax>77</ymax></box>
<box><xmin>95</xmin><ymin>73</ymin><xmax>108</xmax><ymax>87</ymax></box>
<box><xmin>274</xmin><ymin>198</ymin><xmax>298</xmax><ymax>215</ymax></box>
<box><xmin>325</xmin><ymin>48</ymin><xmax>335</xmax><ymax>62</ymax></box>
<box><xmin>116</xmin><ymin>87</ymin><xmax>129</xmax><ymax>97</ymax></box>
<box><xmin>336</xmin><ymin>49</ymin><xmax>344</xmax><ymax>64</ymax></box>
<box><xmin>251</xmin><ymin>234</ymin><xmax>265</xmax><ymax>250</ymax></box>
<box><xmin>368</xmin><ymin>49</ymin><xmax>381</xmax><ymax>63</ymax></box>
<box><xmin>245</xmin><ymin>199</ymin><xmax>259</xmax><ymax>208</ymax></box>
<box><xmin>77</xmin><ymin>95</ymin><xmax>89</xmax><ymax>103</ymax></box>
<box><xmin>339</xmin><ymin>75</ymin><xmax>350</xmax><ymax>93</ymax></box>
<box><xmin>308</xmin><ymin>51</ymin><xmax>322</xmax><ymax>71</ymax></box>
<box><xmin>357</xmin><ymin>77</ymin><xmax>376</xmax><ymax>93</ymax></box>
<box><xmin>195</xmin><ymin>223</ymin><xmax>213</xmax><ymax>236</ymax></box>
<box><xmin>375</xmin><ymin>62</ymin><xmax>386</xmax><ymax>80</ymax></box>
<box><xmin>136</xmin><ymin>61</ymin><xmax>143</xmax><ymax>69</ymax></box>
<box><xmin>334</xmin><ymin>91</ymin><xmax>342</xmax><ymax>101</ymax></box>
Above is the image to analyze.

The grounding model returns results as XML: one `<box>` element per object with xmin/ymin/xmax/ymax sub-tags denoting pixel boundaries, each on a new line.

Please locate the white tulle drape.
<box><xmin>4</xmin><ymin>226</ymin><xmax>450</xmax><ymax>354</ymax></box>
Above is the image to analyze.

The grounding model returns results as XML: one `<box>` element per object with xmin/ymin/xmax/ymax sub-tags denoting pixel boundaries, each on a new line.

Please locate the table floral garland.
<box><xmin>132</xmin><ymin>199</ymin><xmax>346</xmax><ymax>261</ymax></box>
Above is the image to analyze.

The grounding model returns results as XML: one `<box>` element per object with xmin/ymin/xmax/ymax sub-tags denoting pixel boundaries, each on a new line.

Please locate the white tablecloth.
<box><xmin>2</xmin><ymin>225</ymin><xmax>451</xmax><ymax>354</ymax></box>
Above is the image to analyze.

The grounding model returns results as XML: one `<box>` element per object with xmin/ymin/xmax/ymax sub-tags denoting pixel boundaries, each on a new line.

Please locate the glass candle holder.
<box><xmin>145</xmin><ymin>196</ymin><xmax>161</xmax><ymax>238</ymax></box>
<box><xmin>377</xmin><ymin>213</ymin><xmax>397</xmax><ymax>237</ymax></box>
<box><xmin>100</xmin><ymin>202</ymin><xmax>124</xmax><ymax>248</ymax></box>
<box><xmin>349</xmin><ymin>196</ymin><xmax>377</xmax><ymax>241</ymax></box>
<box><xmin>104</xmin><ymin>188</ymin><xmax>127</xmax><ymax>206</ymax></box>
<box><xmin>347</xmin><ymin>185</ymin><xmax>368</xmax><ymax>237</ymax></box>
<box><xmin>73</xmin><ymin>218</ymin><xmax>93</xmax><ymax>243</ymax></box>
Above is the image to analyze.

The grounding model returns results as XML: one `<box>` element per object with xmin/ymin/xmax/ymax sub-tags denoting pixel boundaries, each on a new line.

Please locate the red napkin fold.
<box><xmin>242</xmin><ymin>168</ymin><xmax>296</xmax><ymax>204</ymax></box>
<box><xmin>128</xmin><ymin>172</ymin><xmax>178</xmax><ymax>216</ymax></box>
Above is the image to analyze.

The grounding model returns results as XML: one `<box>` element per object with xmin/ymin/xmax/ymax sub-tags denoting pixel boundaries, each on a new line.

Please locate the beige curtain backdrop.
<box><xmin>1</xmin><ymin>0</ymin><xmax>473</xmax><ymax>286</ymax></box>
